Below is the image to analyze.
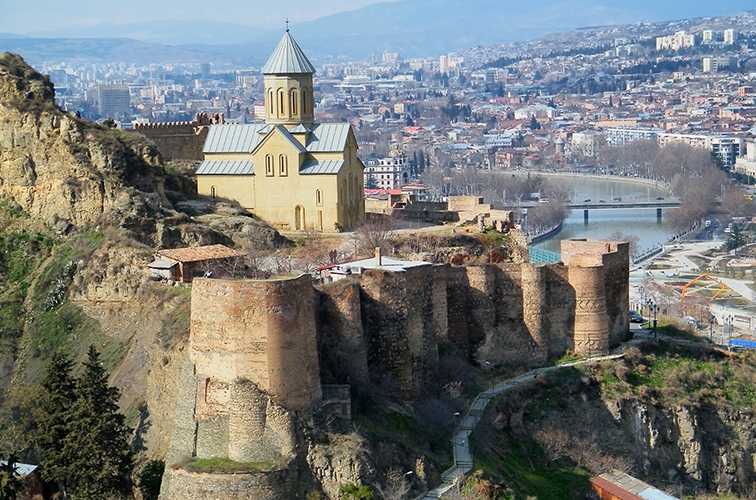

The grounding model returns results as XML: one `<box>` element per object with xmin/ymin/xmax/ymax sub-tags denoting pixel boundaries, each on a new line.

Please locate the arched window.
<box><xmin>210</xmin><ymin>186</ymin><xmax>216</xmax><ymax>199</ymax></box>
<box><xmin>290</xmin><ymin>89</ymin><xmax>298</xmax><ymax>116</ymax></box>
<box><xmin>277</xmin><ymin>88</ymin><xmax>285</xmax><ymax>118</ymax></box>
<box><xmin>267</xmin><ymin>89</ymin><xmax>274</xmax><ymax>116</ymax></box>
<box><xmin>316</xmin><ymin>189</ymin><xmax>323</xmax><ymax>206</ymax></box>
<box><xmin>301</xmin><ymin>89</ymin><xmax>308</xmax><ymax>114</ymax></box>
<box><xmin>279</xmin><ymin>154</ymin><xmax>288</xmax><ymax>176</ymax></box>
<box><xmin>265</xmin><ymin>154</ymin><xmax>274</xmax><ymax>176</ymax></box>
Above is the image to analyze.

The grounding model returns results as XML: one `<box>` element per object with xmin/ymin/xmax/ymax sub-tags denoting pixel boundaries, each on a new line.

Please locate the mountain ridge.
<box><xmin>0</xmin><ymin>1</ymin><xmax>754</xmax><ymax>64</ymax></box>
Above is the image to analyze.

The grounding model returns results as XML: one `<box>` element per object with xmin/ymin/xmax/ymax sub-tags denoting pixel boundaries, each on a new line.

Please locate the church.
<box><xmin>195</xmin><ymin>29</ymin><xmax>365</xmax><ymax>232</ymax></box>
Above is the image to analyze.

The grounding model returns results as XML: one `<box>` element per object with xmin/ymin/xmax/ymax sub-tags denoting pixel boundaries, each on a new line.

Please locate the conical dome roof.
<box><xmin>262</xmin><ymin>30</ymin><xmax>316</xmax><ymax>75</ymax></box>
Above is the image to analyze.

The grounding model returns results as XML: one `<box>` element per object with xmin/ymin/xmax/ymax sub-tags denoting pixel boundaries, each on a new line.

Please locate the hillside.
<box><xmin>467</xmin><ymin>342</ymin><xmax>755</xmax><ymax>498</ymax></box>
<box><xmin>0</xmin><ymin>53</ymin><xmax>287</xmax><ymax>458</ymax></box>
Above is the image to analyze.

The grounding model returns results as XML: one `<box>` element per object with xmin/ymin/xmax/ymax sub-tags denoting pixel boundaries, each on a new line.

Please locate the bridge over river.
<box><xmin>505</xmin><ymin>199</ymin><xmax>681</xmax><ymax>223</ymax></box>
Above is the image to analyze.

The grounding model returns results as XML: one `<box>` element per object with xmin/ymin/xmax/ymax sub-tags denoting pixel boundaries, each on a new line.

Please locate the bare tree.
<box><xmin>353</xmin><ymin>218</ymin><xmax>394</xmax><ymax>257</ymax></box>
<box><xmin>374</xmin><ymin>468</ymin><xmax>411</xmax><ymax>500</ymax></box>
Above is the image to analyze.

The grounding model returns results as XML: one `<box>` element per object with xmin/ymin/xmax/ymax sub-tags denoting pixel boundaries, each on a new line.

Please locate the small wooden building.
<box><xmin>149</xmin><ymin>244</ymin><xmax>246</xmax><ymax>283</ymax></box>
<box><xmin>591</xmin><ymin>470</ymin><xmax>678</xmax><ymax>500</ymax></box>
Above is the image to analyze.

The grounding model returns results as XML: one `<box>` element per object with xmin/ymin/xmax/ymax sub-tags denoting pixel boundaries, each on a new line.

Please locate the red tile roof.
<box><xmin>157</xmin><ymin>244</ymin><xmax>245</xmax><ymax>263</ymax></box>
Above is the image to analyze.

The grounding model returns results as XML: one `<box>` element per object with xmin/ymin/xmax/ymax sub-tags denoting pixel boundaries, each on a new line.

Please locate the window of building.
<box><xmin>267</xmin><ymin>89</ymin><xmax>274</xmax><ymax>116</ymax></box>
<box><xmin>277</xmin><ymin>88</ymin><xmax>285</xmax><ymax>117</ymax></box>
<box><xmin>290</xmin><ymin>89</ymin><xmax>298</xmax><ymax>116</ymax></box>
<box><xmin>316</xmin><ymin>189</ymin><xmax>323</xmax><ymax>206</ymax></box>
<box><xmin>279</xmin><ymin>154</ymin><xmax>288</xmax><ymax>176</ymax></box>
<box><xmin>265</xmin><ymin>154</ymin><xmax>274</xmax><ymax>176</ymax></box>
<box><xmin>302</xmin><ymin>89</ymin><xmax>308</xmax><ymax>114</ymax></box>
<box><xmin>210</xmin><ymin>186</ymin><xmax>216</xmax><ymax>199</ymax></box>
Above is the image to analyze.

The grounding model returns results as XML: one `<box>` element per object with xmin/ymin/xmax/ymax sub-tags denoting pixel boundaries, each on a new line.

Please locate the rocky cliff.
<box><xmin>0</xmin><ymin>53</ymin><xmax>287</xmax><ymax>460</ymax></box>
<box><xmin>468</xmin><ymin>342</ymin><xmax>755</xmax><ymax>498</ymax></box>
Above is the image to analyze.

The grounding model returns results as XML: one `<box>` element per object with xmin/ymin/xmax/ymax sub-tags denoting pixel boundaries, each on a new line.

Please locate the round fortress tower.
<box><xmin>567</xmin><ymin>258</ymin><xmax>610</xmax><ymax>356</ymax></box>
<box><xmin>190</xmin><ymin>275</ymin><xmax>321</xmax><ymax>412</ymax></box>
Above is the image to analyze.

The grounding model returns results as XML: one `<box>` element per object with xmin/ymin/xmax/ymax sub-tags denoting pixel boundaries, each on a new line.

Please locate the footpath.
<box><xmin>416</xmin><ymin>353</ymin><xmax>624</xmax><ymax>499</ymax></box>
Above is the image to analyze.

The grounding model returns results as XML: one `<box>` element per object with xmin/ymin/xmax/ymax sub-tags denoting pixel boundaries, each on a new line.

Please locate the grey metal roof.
<box><xmin>300</xmin><ymin>159</ymin><xmax>344</xmax><ymax>175</ymax></box>
<box><xmin>262</xmin><ymin>31</ymin><xmax>316</xmax><ymax>75</ymax></box>
<box><xmin>196</xmin><ymin>160</ymin><xmax>255</xmax><ymax>175</ymax></box>
<box><xmin>290</xmin><ymin>124</ymin><xmax>310</xmax><ymax>133</ymax></box>
<box><xmin>307</xmin><ymin>123</ymin><xmax>352</xmax><ymax>152</ymax></box>
<box><xmin>203</xmin><ymin>124</ymin><xmax>267</xmax><ymax>153</ymax></box>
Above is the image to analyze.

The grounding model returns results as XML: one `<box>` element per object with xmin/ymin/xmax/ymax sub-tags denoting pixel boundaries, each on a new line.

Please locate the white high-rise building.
<box><xmin>702</xmin><ymin>30</ymin><xmax>714</xmax><ymax>44</ymax></box>
<box><xmin>656</xmin><ymin>31</ymin><xmax>696</xmax><ymax>51</ymax></box>
<box><xmin>724</xmin><ymin>29</ymin><xmax>737</xmax><ymax>45</ymax></box>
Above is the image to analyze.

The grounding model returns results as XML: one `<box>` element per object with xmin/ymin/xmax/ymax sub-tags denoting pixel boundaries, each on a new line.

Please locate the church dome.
<box><xmin>262</xmin><ymin>30</ymin><xmax>316</xmax><ymax>75</ymax></box>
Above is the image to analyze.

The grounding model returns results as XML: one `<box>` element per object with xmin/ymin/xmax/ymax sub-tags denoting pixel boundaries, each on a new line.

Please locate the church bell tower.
<box><xmin>262</xmin><ymin>27</ymin><xmax>316</xmax><ymax>126</ymax></box>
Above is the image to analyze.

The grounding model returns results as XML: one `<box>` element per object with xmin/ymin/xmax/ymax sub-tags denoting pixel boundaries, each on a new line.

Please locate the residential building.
<box><xmin>724</xmin><ymin>29</ymin><xmax>738</xmax><ymax>45</ymax></box>
<box><xmin>604</xmin><ymin>127</ymin><xmax>661</xmax><ymax>145</ymax></box>
<box><xmin>364</xmin><ymin>155</ymin><xmax>410</xmax><ymax>189</ymax></box>
<box><xmin>96</xmin><ymin>84</ymin><xmax>130</xmax><ymax>118</ymax></box>
<box><xmin>656</xmin><ymin>31</ymin><xmax>696</xmax><ymax>51</ymax></box>
<box><xmin>194</xmin><ymin>29</ymin><xmax>366</xmax><ymax>232</ymax></box>
<box><xmin>703</xmin><ymin>56</ymin><xmax>735</xmax><ymax>73</ymax></box>
<box><xmin>734</xmin><ymin>140</ymin><xmax>756</xmax><ymax>177</ymax></box>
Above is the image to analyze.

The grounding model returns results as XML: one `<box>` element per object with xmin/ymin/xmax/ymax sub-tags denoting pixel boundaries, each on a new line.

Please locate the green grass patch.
<box><xmin>590</xmin><ymin>345</ymin><xmax>755</xmax><ymax>410</ymax></box>
<box><xmin>469</xmin><ymin>429</ymin><xmax>591</xmax><ymax>499</ymax></box>
<box><xmin>182</xmin><ymin>457</ymin><xmax>278</xmax><ymax>474</ymax></box>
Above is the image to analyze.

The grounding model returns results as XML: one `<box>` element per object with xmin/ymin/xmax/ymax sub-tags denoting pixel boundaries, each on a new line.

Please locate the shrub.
<box><xmin>138</xmin><ymin>460</ymin><xmax>165</xmax><ymax>500</ymax></box>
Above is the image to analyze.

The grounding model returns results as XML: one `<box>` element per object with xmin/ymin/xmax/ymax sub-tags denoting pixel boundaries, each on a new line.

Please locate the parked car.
<box><xmin>629</xmin><ymin>311</ymin><xmax>644</xmax><ymax>323</ymax></box>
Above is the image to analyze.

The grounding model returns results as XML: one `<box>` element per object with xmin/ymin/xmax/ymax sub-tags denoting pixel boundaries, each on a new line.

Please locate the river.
<box><xmin>530</xmin><ymin>175</ymin><xmax>677</xmax><ymax>257</ymax></box>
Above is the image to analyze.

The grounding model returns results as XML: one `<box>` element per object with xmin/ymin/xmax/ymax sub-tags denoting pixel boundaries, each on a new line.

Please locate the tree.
<box><xmin>36</xmin><ymin>352</ymin><xmax>77</xmax><ymax>492</ymax></box>
<box><xmin>64</xmin><ymin>346</ymin><xmax>133</xmax><ymax>499</ymax></box>
<box><xmin>138</xmin><ymin>460</ymin><xmax>165</xmax><ymax>500</ymax></box>
<box><xmin>727</xmin><ymin>224</ymin><xmax>747</xmax><ymax>251</ymax></box>
<box><xmin>338</xmin><ymin>483</ymin><xmax>374</xmax><ymax>500</ymax></box>
<box><xmin>528</xmin><ymin>115</ymin><xmax>541</xmax><ymax>130</ymax></box>
<box><xmin>0</xmin><ymin>455</ymin><xmax>21</xmax><ymax>500</ymax></box>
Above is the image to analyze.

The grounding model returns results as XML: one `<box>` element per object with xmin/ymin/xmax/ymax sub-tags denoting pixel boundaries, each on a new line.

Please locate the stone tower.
<box><xmin>262</xmin><ymin>29</ymin><xmax>316</xmax><ymax>126</ymax></box>
<box><xmin>567</xmin><ymin>257</ymin><xmax>610</xmax><ymax>356</ymax></box>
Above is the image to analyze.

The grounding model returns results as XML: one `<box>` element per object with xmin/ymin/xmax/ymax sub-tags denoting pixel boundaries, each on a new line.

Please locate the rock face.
<box><xmin>0</xmin><ymin>54</ymin><xmax>170</xmax><ymax>234</ymax></box>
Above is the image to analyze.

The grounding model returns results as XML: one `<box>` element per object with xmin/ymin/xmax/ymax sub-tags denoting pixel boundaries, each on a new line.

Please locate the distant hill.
<box><xmin>1</xmin><ymin>0</ymin><xmax>754</xmax><ymax>64</ymax></box>
<box><xmin>0</xmin><ymin>36</ymin><xmax>226</xmax><ymax>65</ymax></box>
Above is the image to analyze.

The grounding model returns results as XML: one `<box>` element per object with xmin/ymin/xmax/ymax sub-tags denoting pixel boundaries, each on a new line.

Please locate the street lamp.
<box><xmin>646</xmin><ymin>298</ymin><xmax>658</xmax><ymax>339</ymax></box>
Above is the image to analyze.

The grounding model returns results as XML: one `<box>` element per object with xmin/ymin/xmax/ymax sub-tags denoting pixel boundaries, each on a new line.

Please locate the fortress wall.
<box><xmin>445</xmin><ymin>267</ymin><xmax>472</xmax><ymax>350</ymax></box>
<box><xmin>568</xmin><ymin>258</ymin><xmax>610</xmax><ymax>356</ymax></box>
<box><xmin>190</xmin><ymin>276</ymin><xmax>321</xmax><ymax>413</ymax></box>
<box><xmin>465</xmin><ymin>265</ymin><xmax>497</xmax><ymax>348</ymax></box>
<box><xmin>134</xmin><ymin>122</ymin><xmax>208</xmax><ymax>161</ymax></box>
<box><xmin>359</xmin><ymin>269</ymin><xmax>415</xmax><ymax>398</ymax></box>
<box><xmin>431</xmin><ymin>265</ymin><xmax>449</xmax><ymax>344</ymax></box>
<box><xmin>316</xmin><ymin>280</ymin><xmax>369</xmax><ymax>387</ymax></box>
<box><xmin>160</xmin><ymin>465</ymin><xmax>299</xmax><ymax>500</ymax></box>
<box><xmin>264</xmin><ymin>276</ymin><xmax>322</xmax><ymax>411</ymax></box>
<box><xmin>404</xmin><ymin>266</ymin><xmax>440</xmax><ymax>394</ymax></box>
<box><xmin>601</xmin><ymin>243</ymin><xmax>630</xmax><ymax>346</ymax></box>
<box><xmin>521</xmin><ymin>264</ymin><xmax>547</xmax><ymax>351</ymax></box>
<box><xmin>542</xmin><ymin>264</ymin><xmax>574</xmax><ymax>358</ymax></box>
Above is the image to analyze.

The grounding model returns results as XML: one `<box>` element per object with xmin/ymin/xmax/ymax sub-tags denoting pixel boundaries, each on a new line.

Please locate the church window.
<box><xmin>267</xmin><ymin>89</ymin><xmax>274</xmax><ymax>116</ymax></box>
<box><xmin>277</xmin><ymin>88</ymin><xmax>285</xmax><ymax>117</ymax></box>
<box><xmin>279</xmin><ymin>155</ymin><xmax>288</xmax><ymax>176</ymax></box>
<box><xmin>316</xmin><ymin>189</ymin><xmax>323</xmax><ymax>206</ymax></box>
<box><xmin>265</xmin><ymin>154</ymin><xmax>274</xmax><ymax>176</ymax></box>
<box><xmin>290</xmin><ymin>89</ymin><xmax>298</xmax><ymax>116</ymax></box>
<box><xmin>302</xmin><ymin>89</ymin><xmax>308</xmax><ymax>114</ymax></box>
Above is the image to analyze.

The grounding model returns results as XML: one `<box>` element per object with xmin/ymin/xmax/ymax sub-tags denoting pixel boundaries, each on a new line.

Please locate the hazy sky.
<box><xmin>0</xmin><ymin>0</ymin><xmax>391</xmax><ymax>33</ymax></box>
